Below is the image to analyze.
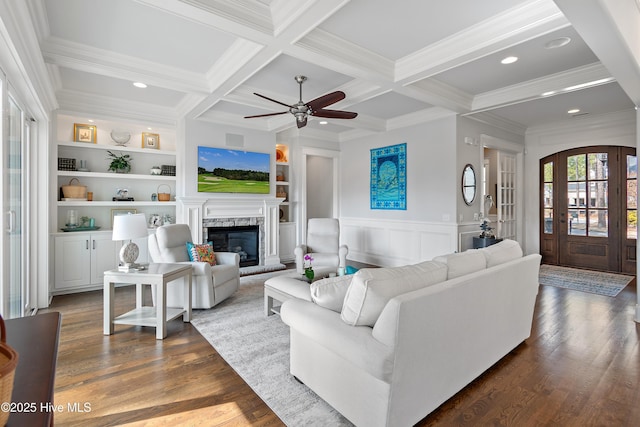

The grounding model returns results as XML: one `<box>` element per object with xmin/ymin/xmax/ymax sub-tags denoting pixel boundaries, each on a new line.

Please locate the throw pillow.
<box><xmin>186</xmin><ymin>242</ymin><xmax>217</xmax><ymax>266</ymax></box>
<box><xmin>341</xmin><ymin>260</ymin><xmax>447</xmax><ymax>327</ymax></box>
<box><xmin>480</xmin><ymin>239</ymin><xmax>522</xmax><ymax>267</ymax></box>
<box><xmin>310</xmin><ymin>275</ymin><xmax>354</xmax><ymax>313</ymax></box>
<box><xmin>432</xmin><ymin>249</ymin><xmax>487</xmax><ymax>279</ymax></box>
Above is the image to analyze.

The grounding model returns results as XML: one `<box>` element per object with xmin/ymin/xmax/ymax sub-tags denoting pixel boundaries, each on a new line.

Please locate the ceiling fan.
<box><xmin>244</xmin><ymin>75</ymin><xmax>358</xmax><ymax>128</ymax></box>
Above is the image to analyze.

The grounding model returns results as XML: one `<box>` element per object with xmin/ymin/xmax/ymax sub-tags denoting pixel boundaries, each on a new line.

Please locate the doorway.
<box><xmin>540</xmin><ymin>146</ymin><xmax>636</xmax><ymax>274</ymax></box>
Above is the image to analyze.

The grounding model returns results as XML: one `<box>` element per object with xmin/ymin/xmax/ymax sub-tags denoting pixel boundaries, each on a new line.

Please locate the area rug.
<box><xmin>191</xmin><ymin>271</ymin><xmax>352</xmax><ymax>427</ymax></box>
<box><xmin>539</xmin><ymin>264</ymin><xmax>634</xmax><ymax>297</ymax></box>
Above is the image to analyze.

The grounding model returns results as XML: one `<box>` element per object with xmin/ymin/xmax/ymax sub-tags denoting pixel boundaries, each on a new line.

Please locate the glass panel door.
<box><xmin>497</xmin><ymin>152</ymin><xmax>516</xmax><ymax>239</ymax></box>
<box><xmin>4</xmin><ymin>93</ymin><xmax>24</xmax><ymax>318</ymax></box>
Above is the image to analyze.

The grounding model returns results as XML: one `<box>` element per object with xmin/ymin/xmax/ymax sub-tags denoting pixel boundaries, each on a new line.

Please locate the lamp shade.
<box><xmin>112</xmin><ymin>213</ymin><xmax>148</xmax><ymax>241</ymax></box>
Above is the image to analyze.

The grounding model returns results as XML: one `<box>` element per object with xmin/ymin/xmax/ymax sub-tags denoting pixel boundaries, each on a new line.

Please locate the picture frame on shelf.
<box><xmin>142</xmin><ymin>132</ymin><xmax>160</xmax><ymax>149</ymax></box>
<box><xmin>111</xmin><ymin>208</ymin><xmax>137</xmax><ymax>228</ymax></box>
<box><xmin>73</xmin><ymin>123</ymin><xmax>97</xmax><ymax>143</ymax></box>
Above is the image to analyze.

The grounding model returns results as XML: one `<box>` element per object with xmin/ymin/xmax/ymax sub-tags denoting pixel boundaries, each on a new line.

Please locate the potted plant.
<box><xmin>107</xmin><ymin>150</ymin><xmax>132</xmax><ymax>173</ymax></box>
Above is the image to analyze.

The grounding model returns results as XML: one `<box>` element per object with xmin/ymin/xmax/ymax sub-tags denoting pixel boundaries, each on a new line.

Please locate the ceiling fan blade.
<box><xmin>312</xmin><ymin>109</ymin><xmax>358</xmax><ymax>119</ymax></box>
<box><xmin>296</xmin><ymin>117</ymin><xmax>307</xmax><ymax>128</ymax></box>
<box><xmin>254</xmin><ymin>93</ymin><xmax>293</xmax><ymax>109</ymax></box>
<box><xmin>307</xmin><ymin>91</ymin><xmax>346</xmax><ymax>111</ymax></box>
<box><xmin>244</xmin><ymin>111</ymin><xmax>288</xmax><ymax>119</ymax></box>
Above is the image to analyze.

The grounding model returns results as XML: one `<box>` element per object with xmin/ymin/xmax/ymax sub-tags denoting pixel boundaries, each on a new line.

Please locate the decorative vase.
<box><xmin>304</xmin><ymin>268</ymin><xmax>314</xmax><ymax>282</ymax></box>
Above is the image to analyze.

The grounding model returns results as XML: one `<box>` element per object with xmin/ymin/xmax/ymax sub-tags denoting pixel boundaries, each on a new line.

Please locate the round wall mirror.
<box><xmin>462</xmin><ymin>164</ymin><xmax>476</xmax><ymax>205</ymax></box>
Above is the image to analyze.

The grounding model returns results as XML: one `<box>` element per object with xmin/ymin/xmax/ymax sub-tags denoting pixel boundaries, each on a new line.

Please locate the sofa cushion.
<box><xmin>480</xmin><ymin>239</ymin><xmax>523</xmax><ymax>267</ymax></box>
<box><xmin>341</xmin><ymin>261</ymin><xmax>447</xmax><ymax>327</ymax></box>
<box><xmin>432</xmin><ymin>250</ymin><xmax>487</xmax><ymax>279</ymax></box>
<box><xmin>186</xmin><ymin>242</ymin><xmax>217</xmax><ymax>266</ymax></box>
<box><xmin>310</xmin><ymin>275</ymin><xmax>354</xmax><ymax>312</ymax></box>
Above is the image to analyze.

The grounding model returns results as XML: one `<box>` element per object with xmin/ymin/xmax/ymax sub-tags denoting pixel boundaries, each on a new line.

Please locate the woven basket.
<box><xmin>0</xmin><ymin>316</ymin><xmax>18</xmax><ymax>426</ymax></box>
<box><xmin>157</xmin><ymin>184</ymin><xmax>171</xmax><ymax>202</ymax></box>
<box><xmin>61</xmin><ymin>178</ymin><xmax>87</xmax><ymax>199</ymax></box>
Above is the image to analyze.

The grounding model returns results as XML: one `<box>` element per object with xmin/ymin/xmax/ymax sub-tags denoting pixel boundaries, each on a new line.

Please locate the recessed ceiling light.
<box><xmin>568</xmin><ymin>108</ymin><xmax>581</xmax><ymax>114</ymax></box>
<box><xmin>541</xmin><ymin>91</ymin><xmax>556</xmax><ymax>97</ymax></box>
<box><xmin>545</xmin><ymin>37</ymin><xmax>571</xmax><ymax>49</ymax></box>
<box><xmin>319</xmin><ymin>121</ymin><xmax>328</xmax><ymax>125</ymax></box>
<box><xmin>133</xmin><ymin>82</ymin><xmax>147</xmax><ymax>88</ymax></box>
<box><xmin>88</xmin><ymin>119</ymin><xmax>94</xmax><ymax>123</ymax></box>
<box><xmin>147</xmin><ymin>127</ymin><xmax>153</xmax><ymax>130</ymax></box>
<box><xmin>501</xmin><ymin>56</ymin><xmax>518</xmax><ymax>65</ymax></box>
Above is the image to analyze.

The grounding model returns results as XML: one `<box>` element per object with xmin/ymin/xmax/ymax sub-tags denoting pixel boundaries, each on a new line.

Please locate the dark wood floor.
<box><xmin>40</xmin><ymin>274</ymin><xmax>639</xmax><ymax>426</ymax></box>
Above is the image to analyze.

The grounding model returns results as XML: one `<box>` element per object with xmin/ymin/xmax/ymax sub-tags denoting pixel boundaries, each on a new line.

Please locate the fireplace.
<box><xmin>207</xmin><ymin>225</ymin><xmax>259</xmax><ymax>267</ymax></box>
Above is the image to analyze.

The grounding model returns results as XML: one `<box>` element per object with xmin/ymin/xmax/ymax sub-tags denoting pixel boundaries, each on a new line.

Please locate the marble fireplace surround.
<box><xmin>178</xmin><ymin>197</ymin><xmax>283</xmax><ymax>266</ymax></box>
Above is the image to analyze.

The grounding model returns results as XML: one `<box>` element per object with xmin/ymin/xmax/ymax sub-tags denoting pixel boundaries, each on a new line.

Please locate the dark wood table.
<box><xmin>5</xmin><ymin>312</ymin><xmax>61</xmax><ymax>427</ymax></box>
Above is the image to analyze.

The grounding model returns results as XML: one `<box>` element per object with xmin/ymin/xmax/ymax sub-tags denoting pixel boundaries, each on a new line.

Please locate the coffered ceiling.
<box><xmin>27</xmin><ymin>0</ymin><xmax>637</xmax><ymax>140</ymax></box>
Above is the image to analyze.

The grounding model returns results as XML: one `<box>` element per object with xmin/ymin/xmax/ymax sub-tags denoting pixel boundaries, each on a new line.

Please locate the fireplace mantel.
<box><xmin>178</xmin><ymin>196</ymin><xmax>284</xmax><ymax>265</ymax></box>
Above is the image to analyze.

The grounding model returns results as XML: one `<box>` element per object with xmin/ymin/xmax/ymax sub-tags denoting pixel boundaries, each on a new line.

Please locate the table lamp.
<box><xmin>112</xmin><ymin>213</ymin><xmax>148</xmax><ymax>271</ymax></box>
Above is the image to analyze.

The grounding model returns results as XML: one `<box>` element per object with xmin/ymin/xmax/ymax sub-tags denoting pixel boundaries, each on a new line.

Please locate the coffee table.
<box><xmin>103</xmin><ymin>263</ymin><xmax>192</xmax><ymax>339</ymax></box>
<box><xmin>264</xmin><ymin>266</ymin><xmax>336</xmax><ymax>316</ymax></box>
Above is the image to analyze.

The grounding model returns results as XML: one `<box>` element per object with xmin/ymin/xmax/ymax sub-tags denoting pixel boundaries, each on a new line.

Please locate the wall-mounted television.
<box><xmin>197</xmin><ymin>146</ymin><xmax>270</xmax><ymax>194</ymax></box>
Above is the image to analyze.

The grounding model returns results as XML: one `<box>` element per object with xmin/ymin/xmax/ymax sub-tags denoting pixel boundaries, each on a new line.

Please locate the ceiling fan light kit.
<box><xmin>244</xmin><ymin>75</ymin><xmax>357</xmax><ymax>128</ymax></box>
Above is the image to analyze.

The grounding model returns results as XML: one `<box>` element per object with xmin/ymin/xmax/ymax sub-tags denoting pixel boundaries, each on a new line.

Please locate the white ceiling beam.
<box><xmin>42</xmin><ymin>37</ymin><xmax>210</xmax><ymax>94</ymax></box>
<box><xmin>554</xmin><ymin>0</ymin><xmax>640</xmax><ymax>106</ymax></box>
<box><xmin>56</xmin><ymin>89</ymin><xmax>177</xmax><ymax>126</ymax></box>
<box><xmin>396</xmin><ymin>0</ymin><xmax>569</xmax><ymax>84</ymax></box>
<box><xmin>472</xmin><ymin>62</ymin><xmax>613</xmax><ymax>112</ymax></box>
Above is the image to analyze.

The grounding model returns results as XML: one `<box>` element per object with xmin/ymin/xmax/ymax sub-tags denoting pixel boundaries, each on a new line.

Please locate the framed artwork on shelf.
<box><xmin>142</xmin><ymin>132</ymin><xmax>160</xmax><ymax>149</ymax></box>
<box><xmin>370</xmin><ymin>142</ymin><xmax>407</xmax><ymax>210</ymax></box>
<box><xmin>73</xmin><ymin>123</ymin><xmax>97</xmax><ymax>143</ymax></box>
<box><xmin>111</xmin><ymin>208</ymin><xmax>137</xmax><ymax>228</ymax></box>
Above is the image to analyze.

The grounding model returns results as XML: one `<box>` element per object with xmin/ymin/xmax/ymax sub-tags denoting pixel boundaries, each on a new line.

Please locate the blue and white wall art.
<box><xmin>370</xmin><ymin>143</ymin><xmax>406</xmax><ymax>210</ymax></box>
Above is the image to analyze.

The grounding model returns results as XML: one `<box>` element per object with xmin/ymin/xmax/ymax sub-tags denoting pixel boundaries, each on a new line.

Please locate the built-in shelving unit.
<box><xmin>276</xmin><ymin>143</ymin><xmax>295</xmax><ymax>261</ymax></box>
<box><xmin>52</xmin><ymin>113</ymin><xmax>178</xmax><ymax>294</ymax></box>
<box><xmin>54</xmin><ymin>114</ymin><xmax>178</xmax><ymax>232</ymax></box>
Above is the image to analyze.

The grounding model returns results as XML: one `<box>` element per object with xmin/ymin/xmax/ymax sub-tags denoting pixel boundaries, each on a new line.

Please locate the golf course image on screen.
<box><xmin>197</xmin><ymin>146</ymin><xmax>270</xmax><ymax>194</ymax></box>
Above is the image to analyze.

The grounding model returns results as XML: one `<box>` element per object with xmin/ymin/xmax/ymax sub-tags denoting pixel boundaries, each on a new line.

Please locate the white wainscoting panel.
<box><xmin>340</xmin><ymin>217</ymin><xmax>458</xmax><ymax>267</ymax></box>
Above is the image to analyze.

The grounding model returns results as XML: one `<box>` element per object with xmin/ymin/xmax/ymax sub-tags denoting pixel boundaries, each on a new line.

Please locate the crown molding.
<box><xmin>205</xmin><ymin>38</ymin><xmax>264</xmax><ymax>90</ymax></box>
<box><xmin>270</xmin><ymin>0</ymin><xmax>316</xmax><ymax>36</ymax></box>
<box><xmin>42</xmin><ymin>36</ymin><xmax>210</xmax><ymax>94</ymax></box>
<box><xmin>296</xmin><ymin>28</ymin><xmax>394</xmax><ymax>81</ymax></box>
<box><xmin>24</xmin><ymin>0</ymin><xmax>49</xmax><ymax>43</ymax></box>
<box><xmin>396</xmin><ymin>0</ymin><xmax>568</xmax><ymax>83</ymax></box>
<box><xmin>464</xmin><ymin>111</ymin><xmax>527</xmax><ymax>136</ymax></box>
<box><xmin>472</xmin><ymin>63</ymin><xmax>612</xmax><ymax>111</ymax></box>
<box><xmin>387</xmin><ymin>107</ymin><xmax>457</xmax><ymax>131</ymax></box>
<box><xmin>526</xmin><ymin>108</ymin><xmax>636</xmax><ymax>138</ymax></box>
<box><xmin>56</xmin><ymin>89</ymin><xmax>177</xmax><ymax>126</ymax></box>
<box><xmin>408</xmin><ymin>78</ymin><xmax>473</xmax><ymax>112</ymax></box>
<box><xmin>0</xmin><ymin>0</ymin><xmax>57</xmax><ymax>114</ymax></box>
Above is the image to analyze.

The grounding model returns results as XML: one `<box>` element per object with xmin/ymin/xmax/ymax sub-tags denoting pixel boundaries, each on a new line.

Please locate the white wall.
<box><xmin>306</xmin><ymin>155</ymin><xmax>333</xmax><ymax>219</ymax></box>
<box><xmin>523</xmin><ymin>109</ymin><xmax>636</xmax><ymax>255</ymax></box>
<box><xmin>339</xmin><ymin>117</ymin><xmax>460</xmax><ymax>266</ymax></box>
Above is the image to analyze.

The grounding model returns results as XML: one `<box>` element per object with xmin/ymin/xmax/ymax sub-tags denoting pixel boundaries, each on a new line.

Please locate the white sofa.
<box><xmin>148</xmin><ymin>224</ymin><xmax>240</xmax><ymax>309</ymax></box>
<box><xmin>280</xmin><ymin>240</ymin><xmax>541</xmax><ymax>427</ymax></box>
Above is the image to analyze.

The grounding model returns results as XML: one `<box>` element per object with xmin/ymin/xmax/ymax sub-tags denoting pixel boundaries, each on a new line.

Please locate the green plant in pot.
<box><xmin>107</xmin><ymin>150</ymin><xmax>132</xmax><ymax>173</ymax></box>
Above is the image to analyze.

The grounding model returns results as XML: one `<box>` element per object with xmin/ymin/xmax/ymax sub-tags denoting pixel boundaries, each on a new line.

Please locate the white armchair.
<box><xmin>148</xmin><ymin>224</ymin><xmax>240</xmax><ymax>309</ymax></box>
<box><xmin>294</xmin><ymin>218</ymin><xmax>348</xmax><ymax>274</ymax></box>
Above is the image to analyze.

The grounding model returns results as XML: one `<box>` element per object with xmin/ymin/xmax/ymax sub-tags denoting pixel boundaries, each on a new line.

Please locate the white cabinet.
<box><xmin>54</xmin><ymin>232</ymin><xmax>150</xmax><ymax>294</ymax></box>
<box><xmin>54</xmin><ymin>232</ymin><xmax>118</xmax><ymax>293</ymax></box>
<box><xmin>279</xmin><ymin>222</ymin><xmax>296</xmax><ymax>262</ymax></box>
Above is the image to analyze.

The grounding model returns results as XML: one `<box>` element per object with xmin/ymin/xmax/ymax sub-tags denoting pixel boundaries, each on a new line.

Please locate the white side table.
<box><xmin>103</xmin><ymin>263</ymin><xmax>192</xmax><ymax>339</ymax></box>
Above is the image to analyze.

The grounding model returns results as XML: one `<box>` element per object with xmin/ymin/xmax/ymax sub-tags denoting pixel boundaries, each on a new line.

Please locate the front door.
<box><xmin>540</xmin><ymin>146</ymin><xmax>636</xmax><ymax>273</ymax></box>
